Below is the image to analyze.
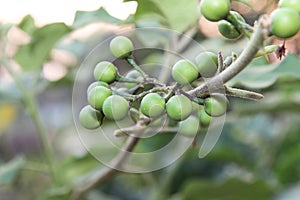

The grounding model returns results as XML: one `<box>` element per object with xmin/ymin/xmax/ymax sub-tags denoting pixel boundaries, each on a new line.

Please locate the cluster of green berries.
<box><xmin>79</xmin><ymin>36</ymin><xmax>134</xmax><ymax>129</ymax></box>
<box><xmin>79</xmin><ymin>36</ymin><xmax>229</xmax><ymax>138</ymax></box>
<box><xmin>200</xmin><ymin>0</ymin><xmax>300</xmax><ymax>39</ymax></box>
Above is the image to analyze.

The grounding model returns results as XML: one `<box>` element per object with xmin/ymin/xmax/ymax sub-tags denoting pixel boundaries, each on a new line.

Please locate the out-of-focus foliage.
<box><xmin>0</xmin><ymin>0</ymin><xmax>300</xmax><ymax>200</ymax></box>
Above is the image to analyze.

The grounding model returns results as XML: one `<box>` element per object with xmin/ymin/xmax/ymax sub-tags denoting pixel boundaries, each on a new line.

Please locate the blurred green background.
<box><xmin>0</xmin><ymin>0</ymin><xmax>300</xmax><ymax>199</ymax></box>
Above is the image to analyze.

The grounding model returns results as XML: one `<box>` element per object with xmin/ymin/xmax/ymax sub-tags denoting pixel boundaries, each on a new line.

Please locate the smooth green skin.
<box><xmin>140</xmin><ymin>93</ymin><xmax>165</xmax><ymax>118</ymax></box>
<box><xmin>200</xmin><ymin>0</ymin><xmax>231</xmax><ymax>22</ymax></box>
<box><xmin>102</xmin><ymin>95</ymin><xmax>129</xmax><ymax>121</ymax></box>
<box><xmin>271</xmin><ymin>8</ymin><xmax>300</xmax><ymax>38</ymax></box>
<box><xmin>178</xmin><ymin>115</ymin><xmax>199</xmax><ymax>137</ymax></box>
<box><xmin>88</xmin><ymin>86</ymin><xmax>112</xmax><ymax>110</ymax></box>
<box><xmin>109</xmin><ymin>36</ymin><xmax>134</xmax><ymax>58</ymax></box>
<box><xmin>198</xmin><ymin>108</ymin><xmax>212</xmax><ymax>127</ymax></box>
<box><xmin>79</xmin><ymin>105</ymin><xmax>103</xmax><ymax>129</ymax></box>
<box><xmin>172</xmin><ymin>60</ymin><xmax>198</xmax><ymax>85</ymax></box>
<box><xmin>87</xmin><ymin>81</ymin><xmax>109</xmax><ymax>95</ymax></box>
<box><xmin>124</xmin><ymin>70</ymin><xmax>143</xmax><ymax>89</ymax></box>
<box><xmin>204</xmin><ymin>95</ymin><xmax>228</xmax><ymax>117</ymax></box>
<box><xmin>218</xmin><ymin>20</ymin><xmax>241</xmax><ymax>39</ymax></box>
<box><xmin>166</xmin><ymin>95</ymin><xmax>192</xmax><ymax>121</ymax></box>
<box><xmin>195</xmin><ymin>52</ymin><xmax>218</xmax><ymax>78</ymax></box>
<box><xmin>192</xmin><ymin>102</ymin><xmax>200</xmax><ymax>113</ymax></box>
<box><xmin>93</xmin><ymin>61</ymin><xmax>118</xmax><ymax>84</ymax></box>
<box><xmin>279</xmin><ymin>0</ymin><xmax>300</xmax><ymax>14</ymax></box>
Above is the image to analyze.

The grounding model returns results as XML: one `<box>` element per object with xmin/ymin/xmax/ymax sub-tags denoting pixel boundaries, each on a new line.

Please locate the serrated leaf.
<box><xmin>228</xmin><ymin>53</ymin><xmax>300</xmax><ymax>89</ymax></box>
<box><xmin>0</xmin><ymin>156</ymin><xmax>26</xmax><ymax>185</ymax></box>
<box><xmin>72</xmin><ymin>7</ymin><xmax>123</xmax><ymax>29</ymax></box>
<box><xmin>14</xmin><ymin>23</ymin><xmax>71</xmax><ymax>71</ymax></box>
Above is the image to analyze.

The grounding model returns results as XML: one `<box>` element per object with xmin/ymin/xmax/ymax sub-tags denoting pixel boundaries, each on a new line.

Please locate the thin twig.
<box><xmin>70</xmin><ymin>136</ymin><xmax>139</xmax><ymax>200</ymax></box>
<box><xmin>0</xmin><ymin>59</ymin><xmax>61</xmax><ymax>185</ymax></box>
<box><xmin>225</xmin><ymin>86</ymin><xmax>264</xmax><ymax>101</ymax></box>
<box><xmin>216</xmin><ymin>51</ymin><xmax>224</xmax><ymax>74</ymax></box>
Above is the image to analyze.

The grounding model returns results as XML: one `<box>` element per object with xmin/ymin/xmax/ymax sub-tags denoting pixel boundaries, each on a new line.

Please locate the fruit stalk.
<box><xmin>188</xmin><ymin>24</ymin><xmax>264</xmax><ymax>97</ymax></box>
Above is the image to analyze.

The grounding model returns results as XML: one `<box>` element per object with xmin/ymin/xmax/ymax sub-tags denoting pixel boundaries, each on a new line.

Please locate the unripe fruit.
<box><xmin>195</xmin><ymin>52</ymin><xmax>218</xmax><ymax>78</ymax></box>
<box><xmin>270</xmin><ymin>8</ymin><xmax>300</xmax><ymax>38</ymax></box>
<box><xmin>79</xmin><ymin>105</ymin><xmax>103</xmax><ymax>129</ymax></box>
<box><xmin>218</xmin><ymin>20</ymin><xmax>241</xmax><ymax>39</ymax></box>
<box><xmin>110</xmin><ymin>36</ymin><xmax>134</xmax><ymax>58</ymax></box>
<box><xmin>204</xmin><ymin>94</ymin><xmax>229</xmax><ymax>117</ymax></box>
<box><xmin>178</xmin><ymin>115</ymin><xmax>199</xmax><ymax>137</ymax></box>
<box><xmin>140</xmin><ymin>93</ymin><xmax>165</xmax><ymax>118</ymax></box>
<box><xmin>166</xmin><ymin>95</ymin><xmax>193</xmax><ymax>121</ymax></box>
<box><xmin>93</xmin><ymin>61</ymin><xmax>118</xmax><ymax>84</ymax></box>
<box><xmin>172</xmin><ymin>60</ymin><xmax>198</xmax><ymax>85</ymax></box>
<box><xmin>198</xmin><ymin>108</ymin><xmax>212</xmax><ymax>127</ymax></box>
<box><xmin>279</xmin><ymin>0</ymin><xmax>300</xmax><ymax>15</ymax></box>
<box><xmin>87</xmin><ymin>81</ymin><xmax>109</xmax><ymax>95</ymax></box>
<box><xmin>200</xmin><ymin>0</ymin><xmax>231</xmax><ymax>22</ymax></box>
<box><xmin>102</xmin><ymin>95</ymin><xmax>129</xmax><ymax>121</ymax></box>
<box><xmin>124</xmin><ymin>70</ymin><xmax>143</xmax><ymax>89</ymax></box>
<box><xmin>88</xmin><ymin>86</ymin><xmax>112</xmax><ymax>110</ymax></box>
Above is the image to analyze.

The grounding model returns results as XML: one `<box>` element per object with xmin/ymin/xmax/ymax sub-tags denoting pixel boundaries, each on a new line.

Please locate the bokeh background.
<box><xmin>0</xmin><ymin>0</ymin><xmax>300</xmax><ymax>199</ymax></box>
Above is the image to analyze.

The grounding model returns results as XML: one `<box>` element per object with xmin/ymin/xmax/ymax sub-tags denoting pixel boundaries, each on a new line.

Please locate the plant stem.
<box><xmin>0</xmin><ymin>59</ymin><xmax>61</xmax><ymax>185</ymax></box>
<box><xmin>188</xmin><ymin>24</ymin><xmax>264</xmax><ymax>97</ymax></box>
<box><xmin>70</xmin><ymin>136</ymin><xmax>139</xmax><ymax>200</ymax></box>
<box><xmin>126</xmin><ymin>56</ymin><xmax>148</xmax><ymax>78</ymax></box>
<box><xmin>225</xmin><ymin>86</ymin><xmax>264</xmax><ymax>101</ymax></box>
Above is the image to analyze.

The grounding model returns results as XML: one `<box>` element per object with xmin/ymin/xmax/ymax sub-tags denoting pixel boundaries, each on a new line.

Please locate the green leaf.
<box><xmin>14</xmin><ymin>23</ymin><xmax>71</xmax><ymax>71</ymax></box>
<box><xmin>18</xmin><ymin>15</ymin><xmax>36</xmax><ymax>35</ymax></box>
<box><xmin>72</xmin><ymin>7</ymin><xmax>123</xmax><ymax>29</ymax></box>
<box><xmin>181</xmin><ymin>178</ymin><xmax>274</xmax><ymax>200</ymax></box>
<box><xmin>0</xmin><ymin>156</ymin><xmax>26</xmax><ymax>185</ymax></box>
<box><xmin>134</xmin><ymin>0</ymin><xmax>199</xmax><ymax>33</ymax></box>
<box><xmin>228</xmin><ymin>53</ymin><xmax>300</xmax><ymax>89</ymax></box>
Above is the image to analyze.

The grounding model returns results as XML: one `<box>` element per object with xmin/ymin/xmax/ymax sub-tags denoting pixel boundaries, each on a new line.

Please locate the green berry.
<box><xmin>198</xmin><ymin>108</ymin><xmax>212</xmax><ymax>127</ymax></box>
<box><xmin>204</xmin><ymin>94</ymin><xmax>229</xmax><ymax>117</ymax></box>
<box><xmin>178</xmin><ymin>115</ymin><xmax>199</xmax><ymax>137</ymax></box>
<box><xmin>88</xmin><ymin>86</ymin><xmax>112</xmax><ymax>110</ymax></box>
<box><xmin>140</xmin><ymin>93</ymin><xmax>165</xmax><ymax>118</ymax></box>
<box><xmin>200</xmin><ymin>0</ymin><xmax>231</xmax><ymax>22</ymax></box>
<box><xmin>79</xmin><ymin>105</ymin><xmax>103</xmax><ymax>129</ymax></box>
<box><xmin>166</xmin><ymin>95</ymin><xmax>193</xmax><ymax>121</ymax></box>
<box><xmin>195</xmin><ymin>52</ymin><xmax>218</xmax><ymax>78</ymax></box>
<box><xmin>271</xmin><ymin>8</ymin><xmax>300</xmax><ymax>38</ymax></box>
<box><xmin>124</xmin><ymin>70</ymin><xmax>143</xmax><ymax>89</ymax></box>
<box><xmin>279</xmin><ymin>0</ymin><xmax>300</xmax><ymax>15</ymax></box>
<box><xmin>172</xmin><ymin>60</ymin><xmax>198</xmax><ymax>85</ymax></box>
<box><xmin>102</xmin><ymin>95</ymin><xmax>129</xmax><ymax>121</ymax></box>
<box><xmin>192</xmin><ymin>102</ymin><xmax>200</xmax><ymax>114</ymax></box>
<box><xmin>110</xmin><ymin>36</ymin><xmax>134</xmax><ymax>58</ymax></box>
<box><xmin>218</xmin><ymin>20</ymin><xmax>241</xmax><ymax>39</ymax></box>
<box><xmin>87</xmin><ymin>81</ymin><xmax>109</xmax><ymax>95</ymax></box>
<box><xmin>93</xmin><ymin>61</ymin><xmax>118</xmax><ymax>84</ymax></box>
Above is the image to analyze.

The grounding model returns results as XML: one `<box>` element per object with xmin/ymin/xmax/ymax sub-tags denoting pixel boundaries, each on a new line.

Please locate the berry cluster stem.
<box><xmin>126</xmin><ymin>56</ymin><xmax>148</xmax><ymax>78</ymax></box>
<box><xmin>188</xmin><ymin>24</ymin><xmax>264</xmax><ymax>97</ymax></box>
